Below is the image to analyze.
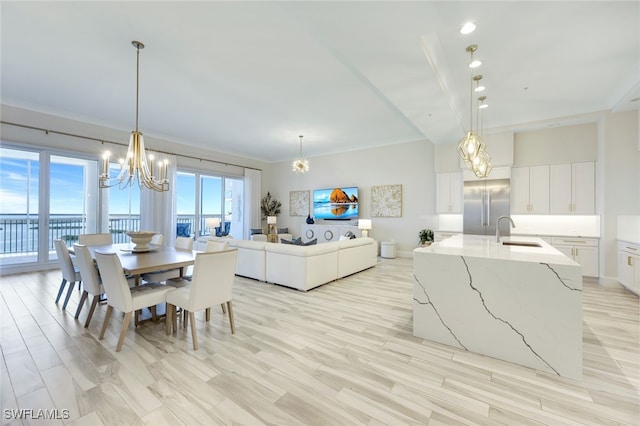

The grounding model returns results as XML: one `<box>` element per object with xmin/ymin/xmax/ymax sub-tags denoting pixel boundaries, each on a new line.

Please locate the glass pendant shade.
<box><xmin>468</xmin><ymin>150</ymin><xmax>492</xmax><ymax>178</ymax></box>
<box><xmin>292</xmin><ymin>135</ymin><xmax>309</xmax><ymax>174</ymax></box>
<box><xmin>457</xmin><ymin>131</ymin><xmax>485</xmax><ymax>161</ymax></box>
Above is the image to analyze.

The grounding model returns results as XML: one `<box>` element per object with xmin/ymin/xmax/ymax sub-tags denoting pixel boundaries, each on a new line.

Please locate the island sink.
<box><xmin>501</xmin><ymin>241</ymin><xmax>542</xmax><ymax>247</ymax></box>
<box><xmin>413</xmin><ymin>234</ymin><xmax>582</xmax><ymax>380</ymax></box>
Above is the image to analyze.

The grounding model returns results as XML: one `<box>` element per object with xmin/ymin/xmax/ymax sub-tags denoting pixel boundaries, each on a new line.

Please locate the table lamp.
<box><xmin>267</xmin><ymin>216</ymin><xmax>278</xmax><ymax>242</ymax></box>
<box><xmin>358</xmin><ymin>219</ymin><xmax>372</xmax><ymax>237</ymax></box>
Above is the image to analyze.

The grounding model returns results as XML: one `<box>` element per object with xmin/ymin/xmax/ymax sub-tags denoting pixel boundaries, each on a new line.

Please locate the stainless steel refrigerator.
<box><xmin>463</xmin><ymin>179</ymin><xmax>511</xmax><ymax>236</ymax></box>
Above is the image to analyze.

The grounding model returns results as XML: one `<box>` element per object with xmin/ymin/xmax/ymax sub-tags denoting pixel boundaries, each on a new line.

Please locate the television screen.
<box><xmin>313</xmin><ymin>187</ymin><xmax>358</xmax><ymax>220</ymax></box>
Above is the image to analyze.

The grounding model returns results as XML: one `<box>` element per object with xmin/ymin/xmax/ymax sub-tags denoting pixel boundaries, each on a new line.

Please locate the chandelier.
<box><xmin>99</xmin><ymin>41</ymin><xmax>169</xmax><ymax>192</ymax></box>
<box><xmin>292</xmin><ymin>135</ymin><xmax>309</xmax><ymax>174</ymax></box>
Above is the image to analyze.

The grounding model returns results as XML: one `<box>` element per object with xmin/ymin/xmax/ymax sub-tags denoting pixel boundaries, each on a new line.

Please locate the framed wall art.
<box><xmin>371</xmin><ymin>184</ymin><xmax>402</xmax><ymax>217</ymax></box>
<box><xmin>289</xmin><ymin>190</ymin><xmax>310</xmax><ymax>216</ymax></box>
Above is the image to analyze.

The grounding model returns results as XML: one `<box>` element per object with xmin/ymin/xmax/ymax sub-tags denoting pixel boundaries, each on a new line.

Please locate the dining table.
<box><xmin>72</xmin><ymin>243</ymin><xmax>198</xmax><ymax>325</ymax></box>
<box><xmin>79</xmin><ymin>243</ymin><xmax>197</xmax><ymax>285</ymax></box>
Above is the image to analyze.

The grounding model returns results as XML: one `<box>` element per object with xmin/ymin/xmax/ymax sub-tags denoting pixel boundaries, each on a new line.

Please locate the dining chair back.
<box><xmin>142</xmin><ymin>236</ymin><xmax>194</xmax><ymax>285</ymax></box>
<box><xmin>175</xmin><ymin>236</ymin><xmax>194</xmax><ymax>250</ymax></box>
<box><xmin>151</xmin><ymin>234</ymin><xmax>164</xmax><ymax>245</ymax></box>
<box><xmin>78</xmin><ymin>233</ymin><xmax>112</xmax><ymax>246</ymax></box>
<box><xmin>72</xmin><ymin>244</ymin><xmax>104</xmax><ymax>327</ymax></box>
<box><xmin>53</xmin><ymin>239</ymin><xmax>81</xmax><ymax>310</ymax></box>
<box><xmin>166</xmin><ymin>249</ymin><xmax>238</xmax><ymax>350</ymax></box>
<box><xmin>205</xmin><ymin>240</ymin><xmax>229</xmax><ymax>252</ymax></box>
<box><xmin>95</xmin><ymin>251</ymin><xmax>175</xmax><ymax>351</ymax></box>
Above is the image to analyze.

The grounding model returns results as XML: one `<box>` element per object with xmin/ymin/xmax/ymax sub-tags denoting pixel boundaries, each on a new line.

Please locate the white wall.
<box><xmin>263</xmin><ymin>140</ymin><xmax>437</xmax><ymax>256</ymax></box>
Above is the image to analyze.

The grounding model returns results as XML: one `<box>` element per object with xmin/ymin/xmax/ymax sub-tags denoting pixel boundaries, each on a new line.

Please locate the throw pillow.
<box><xmin>277</xmin><ymin>227</ymin><xmax>289</xmax><ymax>234</ymax></box>
<box><xmin>303</xmin><ymin>238</ymin><xmax>317</xmax><ymax>246</ymax></box>
<box><xmin>250</xmin><ymin>228</ymin><xmax>263</xmax><ymax>235</ymax></box>
<box><xmin>281</xmin><ymin>237</ymin><xmax>303</xmax><ymax>245</ymax></box>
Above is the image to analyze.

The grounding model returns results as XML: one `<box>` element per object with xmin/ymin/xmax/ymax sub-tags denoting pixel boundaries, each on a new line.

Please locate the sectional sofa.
<box><xmin>197</xmin><ymin>236</ymin><xmax>378</xmax><ymax>291</ymax></box>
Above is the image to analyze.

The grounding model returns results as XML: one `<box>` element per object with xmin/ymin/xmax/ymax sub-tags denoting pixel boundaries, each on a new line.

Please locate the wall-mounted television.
<box><xmin>313</xmin><ymin>187</ymin><xmax>358</xmax><ymax>220</ymax></box>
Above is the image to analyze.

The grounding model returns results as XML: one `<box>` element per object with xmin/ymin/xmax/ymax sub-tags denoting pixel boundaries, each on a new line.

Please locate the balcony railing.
<box><xmin>0</xmin><ymin>214</ymin><xmax>222</xmax><ymax>255</ymax></box>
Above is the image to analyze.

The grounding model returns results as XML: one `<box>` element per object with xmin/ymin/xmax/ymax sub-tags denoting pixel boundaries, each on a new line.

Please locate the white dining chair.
<box><xmin>78</xmin><ymin>233</ymin><xmax>112</xmax><ymax>246</ymax></box>
<box><xmin>73</xmin><ymin>244</ymin><xmax>104</xmax><ymax>328</ymax></box>
<box><xmin>141</xmin><ymin>236</ymin><xmax>193</xmax><ymax>284</ymax></box>
<box><xmin>53</xmin><ymin>239</ymin><xmax>81</xmax><ymax>310</ymax></box>
<box><xmin>165</xmin><ymin>249</ymin><xmax>238</xmax><ymax>350</ymax></box>
<box><xmin>95</xmin><ymin>251</ymin><xmax>175</xmax><ymax>352</ymax></box>
<box><xmin>205</xmin><ymin>240</ymin><xmax>229</xmax><ymax>252</ymax></box>
<box><xmin>151</xmin><ymin>233</ymin><xmax>164</xmax><ymax>245</ymax></box>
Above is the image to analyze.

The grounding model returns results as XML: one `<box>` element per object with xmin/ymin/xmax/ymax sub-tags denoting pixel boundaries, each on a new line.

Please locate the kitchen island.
<box><xmin>413</xmin><ymin>234</ymin><xmax>582</xmax><ymax>380</ymax></box>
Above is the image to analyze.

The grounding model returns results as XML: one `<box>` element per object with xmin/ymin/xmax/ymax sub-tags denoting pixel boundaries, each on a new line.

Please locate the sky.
<box><xmin>0</xmin><ymin>153</ymin><xmax>223</xmax><ymax>215</ymax></box>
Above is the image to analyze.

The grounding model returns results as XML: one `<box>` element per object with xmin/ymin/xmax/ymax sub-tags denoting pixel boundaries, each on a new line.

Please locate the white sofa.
<box><xmin>265</xmin><ymin>242</ymin><xmax>339</xmax><ymax>291</ymax></box>
<box><xmin>225</xmin><ymin>237</ymin><xmax>377</xmax><ymax>291</ymax></box>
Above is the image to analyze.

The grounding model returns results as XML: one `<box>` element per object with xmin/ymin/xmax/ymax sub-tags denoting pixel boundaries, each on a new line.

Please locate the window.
<box><xmin>176</xmin><ymin>171</ymin><xmax>243</xmax><ymax>239</ymax></box>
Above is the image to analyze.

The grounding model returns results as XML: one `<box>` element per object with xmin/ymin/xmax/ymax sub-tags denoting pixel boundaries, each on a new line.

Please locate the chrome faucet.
<box><xmin>496</xmin><ymin>215</ymin><xmax>516</xmax><ymax>242</ymax></box>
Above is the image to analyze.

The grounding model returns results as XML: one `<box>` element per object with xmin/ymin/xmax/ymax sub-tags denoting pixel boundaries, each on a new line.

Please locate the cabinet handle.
<box><xmin>629</xmin><ymin>256</ymin><xmax>633</xmax><ymax>266</ymax></box>
<box><xmin>568</xmin><ymin>203</ymin><xmax>572</xmax><ymax>212</ymax></box>
<box><xmin>563</xmin><ymin>240</ymin><xmax>586</xmax><ymax>244</ymax></box>
<box><xmin>571</xmin><ymin>247</ymin><xmax>575</xmax><ymax>257</ymax></box>
<box><xmin>575</xmin><ymin>248</ymin><xmax>579</xmax><ymax>257</ymax></box>
<box><xmin>573</xmin><ymin>203</ymin><xmax>576</xmax><ymax>212</ymax></box>
<box><xmin>625</xmin><ymin>246</ymin><xmax>638</xmax><ymax>251</ymax></box>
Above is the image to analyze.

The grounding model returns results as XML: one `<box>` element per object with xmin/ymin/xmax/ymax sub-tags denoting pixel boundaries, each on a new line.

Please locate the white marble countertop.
<box><xmin>416</xmin><ymin>234</ymin><xmax>578</xmax><ymax>266</ymax></box>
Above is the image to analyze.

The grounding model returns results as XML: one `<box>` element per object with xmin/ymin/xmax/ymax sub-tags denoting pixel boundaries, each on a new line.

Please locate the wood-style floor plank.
<box><xmin>1</xmin><ymin>257</ymin><xmax>638</xmax><ymax>425</ymax></box>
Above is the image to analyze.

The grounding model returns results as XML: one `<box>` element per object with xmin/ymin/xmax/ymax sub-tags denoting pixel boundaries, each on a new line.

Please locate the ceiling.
<box><xmin>1</xmin><ymin>1</ymin><xmax>638</xmax><ymax>163</ymax></box>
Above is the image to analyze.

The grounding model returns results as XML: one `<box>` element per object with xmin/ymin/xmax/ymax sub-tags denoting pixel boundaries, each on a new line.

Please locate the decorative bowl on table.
<box><xmin>126</xmin><ymin>231</ymin><xmax>157</xmax><ymax>252</ymax></box>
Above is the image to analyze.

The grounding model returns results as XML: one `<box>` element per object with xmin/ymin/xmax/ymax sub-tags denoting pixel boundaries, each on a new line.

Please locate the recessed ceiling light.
<box><xmin>469</xmin><ymin>59</ymin><xmax>482</xmax><ymax>69</ymax></box>
<box><xmin>460</xmin><ymin>22</ymin><xmax>476</xmax><ymax>35</ymax></box>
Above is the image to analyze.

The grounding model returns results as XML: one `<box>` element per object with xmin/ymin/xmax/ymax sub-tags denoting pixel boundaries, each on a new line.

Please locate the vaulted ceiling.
<box><xmin>1</xmin><ymin>1</ymin><xmax>638</xmax><ymax>162</ymax></box>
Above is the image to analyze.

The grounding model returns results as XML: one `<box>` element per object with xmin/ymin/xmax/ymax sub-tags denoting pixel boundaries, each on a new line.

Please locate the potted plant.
<box><xmin>260</xmin><ymin>192</ymin><xmax>282</xmax><ymax>219</ymax></box>
<box><xmin>419</xmin><ymin>229</ymin><xmax>434</xmax><ymax>246</ymax></box>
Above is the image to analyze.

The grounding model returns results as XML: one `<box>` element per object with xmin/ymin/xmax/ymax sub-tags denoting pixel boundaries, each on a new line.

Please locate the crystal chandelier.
<box><xmin>292</xmin><ymin>135</ymin><xmax>309</xmax><ymax>173</ymax></box>
<box><xmin>99</xmin><ymin>41</ymin><xmax>169</xmax><ymax>192</ymax></box>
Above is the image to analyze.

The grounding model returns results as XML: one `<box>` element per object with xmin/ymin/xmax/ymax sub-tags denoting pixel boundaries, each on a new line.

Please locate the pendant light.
<box><xmin>469</xmin><ymin>96</ymin><xmax>492</xmax><ymax>178</ymax></box>
<box><xmin>99</xmin><ymin>41</ymin><xmax>169</xmax><ymax>192</ymax></box>
<box><xmin>457</xmin><ymin>45</ymin><xmax>486</xmax><ymax>162</ymax></box>
<box><xmin>292</xmin><ymin>135</ymin><xmax>309</xmax><ymax>174</ymax></box>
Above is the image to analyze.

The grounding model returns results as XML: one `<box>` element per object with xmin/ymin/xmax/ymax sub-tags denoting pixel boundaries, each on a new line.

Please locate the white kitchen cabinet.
<box><xmin>511</xmin><ymin>165</ymin><xmax>549</xmax><ymax>213</ymax></box>
<box><xmin>618</xmin><ymin>241</ymin><xmax>640</xmax><ymax>294</ymax></box>
<box><xmin>551</xmin><ymin>236</ymin><xmax>599</xmax><ymax>277</ymax></box>
<box><xmin>550</xmin><ymin>162</ymin><xmax>595</xmax><ymax>214</ymax></box>
<box><xmin>436</xmin><ymin>172</ymin><xmax>462</xmax><ymax>213</ymax></box>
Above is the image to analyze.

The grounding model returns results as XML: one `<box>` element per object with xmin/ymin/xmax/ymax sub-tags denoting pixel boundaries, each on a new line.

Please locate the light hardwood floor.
<box><xmin>1</xmin><ymin>257</ymin><xmax>638</xmax><ymax>425</ymax></box>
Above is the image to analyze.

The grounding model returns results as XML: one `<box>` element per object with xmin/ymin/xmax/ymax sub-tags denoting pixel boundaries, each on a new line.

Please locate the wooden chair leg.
<box><xmin>221</xmin><ymin>303</ymin><xmax>227</xmax><ymax>314</ymax></box>
<box><xmin>84</xmin><ymin>295</ymin><xmax>100</xmax><ymax>328</ymax></box>
<box><xmin>150</xmin><ymin>305</ymin><xmax>158</xmax><ymax>322</ymax></box>
<box><xmin>205</xmin><ymin>308</ymin><xmax>211</xmax><ymax>322</ymax></box>
<box><xmin>75</xmin><ymin>290</ymin><xmax>88</xmax><ymax>319</ymax></box>
<box><xmin>189</xmin><ymin>312</ymin><xmax>198</xmax><ymax>350</ymax></box>
<box><xmin>62</xmin><ymin>281</ymin><xmax>76</xmax><ymax>310</ymax></box>
<box><xmin>183</xmin><ymin>310</ymin><xmax>188</xmax><ymax>329</ymax></box>
<box><xmin>227</xmin><ymin>301</ymin><xmax>235</xmax><ymax>334</ymax></box>
<box><xmin>166</xmin><ymin>304</ymin><xmax>173</xmax><ymax>335</ymax></box>
<box><xmin>99</xmin><ymin>305</ymin><xmax>113</xmax><ymax>340</ymax></box>
<box><xmin>55</xmin><ymin>279</ymin><xmax>67</xmax><ymax>304</ymax></box>
<box><xmin>116</xmin><ymin>312</ymin><xmax>132</xmax><ymax>352</ymax></box>
<box><xmin>173</xmin><ymin>306</ymin><xmax>178</xmax><ymax>333</ymax></box>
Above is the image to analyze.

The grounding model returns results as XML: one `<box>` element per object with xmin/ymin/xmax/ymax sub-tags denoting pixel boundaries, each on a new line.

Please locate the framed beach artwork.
<box><xmin>371</xmin><ymin>184</ymin><xmax>402</xmax><ymax>217</ymax></box>
<box><xmin>289</xmin><ymin>190</ymin><xmax>310</xmax><ymax>216</ymax></box>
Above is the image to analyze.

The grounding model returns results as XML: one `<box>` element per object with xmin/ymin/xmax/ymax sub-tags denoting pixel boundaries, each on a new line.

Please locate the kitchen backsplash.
<box><xmin>509</xmin><ymin>215</ymin><xmax>600</xmax><ymax>237</ymax></box>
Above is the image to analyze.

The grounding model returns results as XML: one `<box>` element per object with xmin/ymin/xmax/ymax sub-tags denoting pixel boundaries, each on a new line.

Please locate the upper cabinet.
<box><xmin>550</xmin><ymin>162</ymin><xmax>596</xmax><ymax>214</ymax></box>
<box><xmin>511</xmin><ymin>165</ymin><xmax>550</xmax><ymax>213</ymax></box>
<box><xmin>436</xmin><ymin>172</ymin><xmax>462</xmax><ymax>213</ymax></box>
